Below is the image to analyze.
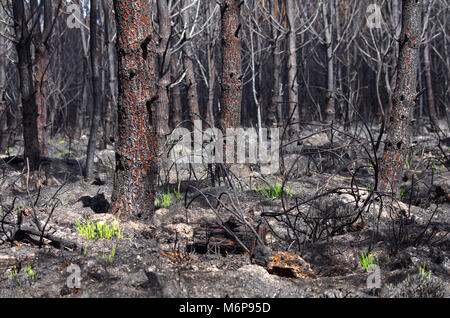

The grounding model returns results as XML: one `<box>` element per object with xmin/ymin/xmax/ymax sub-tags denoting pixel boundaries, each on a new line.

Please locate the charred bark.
<box><xmin>219</xmin><ymin>0</ymin><xmax>242</xmax><ymax>132</ymax></box>
<box><xmin>111</xmin><ymin>0</ymin><xmax>158</xmax><ymax>220</ymax></box>
<box><xmin>13</xmin><ymin>0</ymin><xmax>41</xmax><ymax>171</ymax></box>
<box><xmin>378</xmin><ymin>0</ymin><xmax>422</xmax><ymax>194</ymax></box>
<box><xmin>85</xmin><ymin>0</ymin><xmax>103</xmax><ymax>179</ymax></box>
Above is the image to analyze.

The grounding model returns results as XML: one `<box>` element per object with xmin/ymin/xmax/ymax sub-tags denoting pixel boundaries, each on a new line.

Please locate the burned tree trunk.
<box><xmin>323</xmin><ymin>0</ymin><xmax>336</xmax><ymax>125</ymax></box>
<box><xmin>219</xmin><ymin>0</ymin><xmax>242</xmax><ymax>132</ymax></box>
<box><xmin>205</xmin><ymin>0</ymin><xmax>218</xmax><ymax>129</ymax></box>
<box><xmin>181</xmin><ymin>0</ymin><xmax>200</xmax><ymax>125</ymax></box>
<box><xmin>156</xmin><ymin>0</ymin><xmax>171</xmax><ymax>153</ymax></box>
<box><xmin>101</xmin><ymin>0</ymin><xmax>116</xmax><ymax>147</ymax></box>
<box><xmin>424</xmin><ymin>40</ymin><xmax>437</xmax><ymax>127</ymax></box>
<box><xmin>170</xmin><ymin>54</ymin><xmax>182</xmax><ymax>127</ymax></box>
<box><xmin>111</xmin><ymin>0</ymin><xmax>158</xmax><ymax>220</ymax></box>
<box><xmin>13</xmin><ymin>0</ymin><xmax>41</xmax><ymax>171</ymax></box>
<box><xmin>286</xmin><ymin>0</ymin><xmax>299</xmax><ymax>138</ymax></box>
<box><xmin>85</xmin><ymin>0</ymin><xmax>103</xmax><ymax>179</ymax></box>
<box><xmin>267</xmin><ymin>0</ymin><xmax>282</xmax><ymax>127</ymax></box>
<box><xmin>378</xmin><ymin>0</ymin><xmax>422</xmax><ymax>194</ymax></box>
<box><xmin>30</xmin><ymin>0</ymin><xmax>52</xmax><ymax>157</ymax></box>
<box><xmin>0</xmin><ymin>4</ymin><xmax>8</xmax><ymax>151</ymax></box>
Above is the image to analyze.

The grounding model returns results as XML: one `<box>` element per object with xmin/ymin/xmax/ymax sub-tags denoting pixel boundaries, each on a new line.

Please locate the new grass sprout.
<box><xmin>75</xmin><ymin>220</ymin><xmax>123</xmax><ymax>240</ymax></box>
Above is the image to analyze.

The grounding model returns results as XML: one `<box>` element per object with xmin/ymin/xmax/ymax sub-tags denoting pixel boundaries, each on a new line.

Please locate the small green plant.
<box><xmin>24</xmin><ymin>264</ymin><xmax>37</xmax><ymax>280</ymax></box>
<box><xmin>404</xmin><ymin>159</ymin><xmax>411</xmax><ymax>170</ymax></box>
<box><xmin>8</xmin><ymin>266</ymin><xmax>18</xmax><ymax>281</ymax></box>
<box><xmin>418</xmin><ymin>262</ymin><xmax>432</xmax><ymax>287</ymax></box>
<box><xmin>399</xmin><ymin>188</ymin><xmax>405</xmax><ymax>200</ymax></box>
<box><xmin>4</xmin><ymin>147</ymin><xmax>14</xmax><ymax>155</ymax></box>
<box><xmin>57</xmin><ymin>151</ymin><xmax>71</xmax><ymax>157</ymax></box>
<box><xmin>75</xmin><ymin>220</ymin><xmax>123</xmax><ymax>240</ymax></box>
<box><xmin>155</xmin><ymin>187</ymin><xmax>172</xmax><ymax>208</ymax></box>
<box><xmin>255</xmin><ymin>182</ymin><xmax>293</xmax><ymax>200</ymax></box>
<box><xmin>108</xmin><ymin>245</ymin><xmax>116</xmax><ymax>262</ymax></box>
<box><xmin>174</xmin><ymin>182</ymin><xmax>183</xmax><ymax>201</ymax></box>
<box><xmin>58</xmin><ymin>140</ymin><xmax>66</xmax><ymax>144</ymax></box>
<box><xmin>358</xmin><ymin>251</ymin><xmax>379</xmax><ymax>272</ymax></box>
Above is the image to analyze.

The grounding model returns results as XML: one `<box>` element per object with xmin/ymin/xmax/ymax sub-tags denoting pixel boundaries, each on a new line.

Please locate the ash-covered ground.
<box><xmin>0</xmin><ymin>122</ymin><xmax>449</xmax><ymax>298</ymax></box>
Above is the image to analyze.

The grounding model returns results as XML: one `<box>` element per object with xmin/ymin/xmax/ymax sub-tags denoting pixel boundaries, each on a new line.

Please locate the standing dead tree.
<box><xmin>12</xmin><ymin>0</ymin><xmax>41</xmax><ymax>171</ymax></box>
<box><xmin>85</xmin><ymin>0</ymin><xmax>103</xmax><ymax>180</ymax></box>
<box><xmin>110</xmin><ymin>0</ymin><xmax>159</xmax><ymax>220</ymax></box>
<box><xmin>219</xmin><ymin>0</ymin><xmax>243</xmax><ymax>133</ymax></box>
<box><xmin>378</xmin><ymin>0</ymin><xmax>422</xmax><ymax>195</ymax></box>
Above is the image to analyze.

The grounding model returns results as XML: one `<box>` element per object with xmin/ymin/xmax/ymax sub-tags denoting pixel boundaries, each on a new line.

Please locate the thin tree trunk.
<box><xmin>156</xmin><ymin>0</ymin><xmax>171</xmax><ymax>153</ymax></box>
<box><xmin>387</xmin><ymin>0</ymin><xmax>401</xmax><ymax>117</ymax></box>
<box><xmin>286</xmin><ymin>0</ymin><xmax>299</xmax><ymax>138</ymax></box>
<box><xmin>111</xmin><ymin>0</ymin><xmax>158</xmax><ymax>219</ymax></box>
<box><xmin>170</xmin><ymin>54</ymin><xmax>182</xmax><ymax>127</ymax></box>
<box><xmin>102</xmin><ymin>0</ymin><xmax>116</xmax><ymax>145</ymax></box>
<box><xmin>99</xmin><ymin>1</ymin><xmax>108</xmax><ymax>150</ymax></box>
<box><xmin>181</xmin><ymin>0</ymin><xmax>200</xmax><ymax>125</ymax></box>
<box><xmin>250</xmin><ymin>18</ymin><xmax>263</xmax><ymax>144</ymax></box>
<box><xmin>268</xmin><ymin>0</ymin><xmax>282</xmax><ymax>127</ymax></box>
<box><xmin>85</xmin><ymin>0</ymin><xmax>102</xmax><ymax>179</ymax></box>
<box><xmin>424</xmin><ymin>33</ymin><xmax>437</xmax><ymax>127</ymax></box>
<box><xmin>323</xmin><ymin>0</ymin><xmax>335</xmax><ymax>125</ymax></box>
<box><xmin>0</xmin><ymin>4</ymin><xmax>8</xmax><ymax>151</ymax></box>
<box><xmin>31</xmin><ymin>0</ymin><xmax>52</xmax><ymax>157</ymax></box>
<box><xmin>378</xmin><ymin>0</ymin><xmax>422</xmax><ymax>194</ymax></box>
<box><xmin>206</xmin><ymin>0</ymin><xmax>217</xmax><ymax>128</ymax></box>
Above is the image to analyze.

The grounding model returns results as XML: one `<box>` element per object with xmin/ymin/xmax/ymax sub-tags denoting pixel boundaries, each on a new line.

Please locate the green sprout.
<box><xmin>174</xmin><ymin>182</ymin><xmax>183</xmax><ymax>201</ymax></box>
<box><xmin>419</xmin><ymin>262</ymin><xmax>432</xmax><ymax>287</ymax></box>
<box><xmin>8</xmin><ymin>266</ymin><xmax>18</xmax><ymax>281</ymax></box>
<box><xmin>255</xmin><ymin>182</ymin><xmax>293</xmax><ymax>200</ymax></box>
<box><xmin>399</xmin><ymin>188</ymin><xmax>405</xmax><ymax>201</ymax></box>
<box><xmin>57</xmin><ymin>151</ymin><xmax>71</xmax><ymax>157</ymax></box>
<box><xmin>75</xmin><ymin>220</ymin><xmax>123</xmax><ymax>241</ymax></box>
<box><xmin>358</xmin><ymin>251</ymin><xmax>379</xmax><ymax>272</ymax></box>
<box><xmin>155</xmin><ymin>187</ymin><xmax>172</xmax><ymax>208</ymax></box>
<box><xmin>404</xmin><ymin>159</ymin><xmax>411</xmax><ymax>170</ymax></box>
<box><xmin>24</xmin><ymin>264</ymin><xmax>37</xmax><ymax>280</ymax></box>
<box><xmin>4</xmin><ymin>147</ymin><xmax>14</xmax><ymax>155</ymax></box>
<box><xmin>108</xmin><ymin>245</ymin><xmax>116</xmax><ymax>262</ymax></box>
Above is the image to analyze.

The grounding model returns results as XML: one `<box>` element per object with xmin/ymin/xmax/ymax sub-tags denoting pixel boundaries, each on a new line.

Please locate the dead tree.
<box><xmin>219</xmin><ymin>0</ymin><xmax>242</xmax><ymax>132</ymax></box>
<box><xmin>156</xmin><ymin>0</ymin><xmax>171</xmax><ymax>156</ymax></box>
<box><xmin>181</xmin><ymin>0</ymin><xmax>200</xmax><ymax>125</ymax></box>
<box><xmin>422</xmin><ymin>0</ymin><xmax>438</xmax><ymax>128</ymax></box>
<box><xmin>286</xmin><ymin>0</ymin><xmax>299</xmax><ymax>137</ymax></box>
<box><xmin>30</xmin><ymin>0</ymin><xmax>54</xmax><ymax>157</ymax></box>
<box><xmin>12</xmin><ymin>0</ymin><xmax>41</xmax><ymax>171</ymax></box>
<box><xmin>267</xmin><ymin>0</ymin><xmax>283</xmax><ymax>127</ymax></box>
<box><xmin>0</xmin><ymin>3</ymin><xmax>8</xmax><ymax>151</ymax></box>
<box><xmin>101</xmin><ymin>0</ymin><xmax>116</xmax><ymax>146</ymax></box>
<box><xmin>378</xmin><ymin>0</ymin><xmax>422</xmax><ymax>194</ymax></box>
<box><xmin>110</xmin><ymin>0</ymin><xmax>158</xmax><ymax>219</ymax></box>
<box><xmin>85</xmin><ymin>0</ymin><xmax>103</xmax><ymax>179</ymax></box>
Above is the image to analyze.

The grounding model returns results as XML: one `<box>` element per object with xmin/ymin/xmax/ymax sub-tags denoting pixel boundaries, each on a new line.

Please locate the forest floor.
<box><xmin>0</xmin><ymin>121</ymin><xmax>449</xmax><ymax>298</ymax></box>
